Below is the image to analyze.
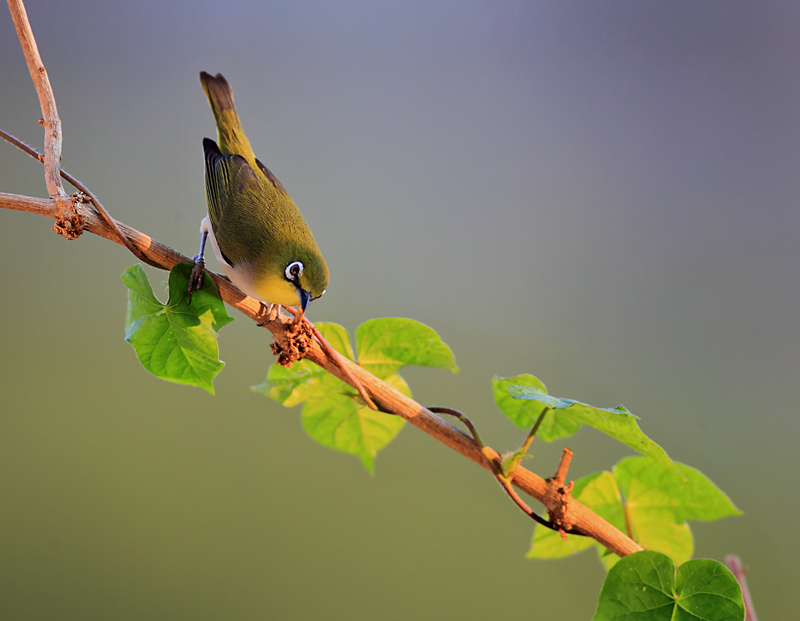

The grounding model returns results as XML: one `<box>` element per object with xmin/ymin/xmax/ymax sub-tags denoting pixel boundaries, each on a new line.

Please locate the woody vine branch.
<box><xmin>1</xmin><ymin>0</ymin><xmax>643</xmax><ymax>560</ymax></box>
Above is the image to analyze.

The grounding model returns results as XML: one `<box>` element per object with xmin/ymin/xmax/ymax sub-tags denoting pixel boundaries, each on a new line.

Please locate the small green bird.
<box><xmin>189</xmin><ymin>71</ymin><xmax>329</xmax><ymax>316</ymax></box>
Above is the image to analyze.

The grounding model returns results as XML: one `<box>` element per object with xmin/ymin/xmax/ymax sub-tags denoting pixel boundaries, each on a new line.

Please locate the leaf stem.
<box><xmin>429</xmin><ymin>406</ymin><xmax>587</xmax><ymax>537</ymax></box>
<box><xmin>520</xmin><ymin>407</ymin><xmax>549</xmax><ymax>455</ymax></box>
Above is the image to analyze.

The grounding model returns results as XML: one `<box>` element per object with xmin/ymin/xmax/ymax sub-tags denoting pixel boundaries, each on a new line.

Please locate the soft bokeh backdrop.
<box><xmin>2</xmin><ymin>1</ymin><xmax>799</xmax><ymax>618</ymax></box>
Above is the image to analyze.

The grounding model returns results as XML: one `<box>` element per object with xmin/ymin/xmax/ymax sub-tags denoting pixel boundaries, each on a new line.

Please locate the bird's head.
<box><xmin>279</xmin><ymin>246</ymin><xmax>329</xmax><ymax>312</ymax></box>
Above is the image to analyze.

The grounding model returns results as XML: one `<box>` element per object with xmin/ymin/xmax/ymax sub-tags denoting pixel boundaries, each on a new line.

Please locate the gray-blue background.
<box><xmin>2</xmin><ymin>1</ymin><xmax>798</xmax><ymax>618</ymax></box>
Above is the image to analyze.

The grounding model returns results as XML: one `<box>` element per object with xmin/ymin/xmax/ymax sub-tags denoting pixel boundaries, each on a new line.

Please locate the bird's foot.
<box><xmin>187</xmin><ymin>254</ymin><xmax>205</xmax><ymax>302</ymax></box>
<box><xmin>256</xmin><ymin>302</ymin><xmax>281</xmax><ymax>326</ymax></box>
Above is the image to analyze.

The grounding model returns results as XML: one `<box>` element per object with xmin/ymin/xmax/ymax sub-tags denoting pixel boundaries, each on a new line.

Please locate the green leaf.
<box><xmin>257</xmin><ymin>318</ymin><xmax>457</xmax><ymax>470</ymax></box>
<box><xmin>635</xmin><ymin>520</ymin><xmax>694</xmax><ymax>567</ymax></box>
<box><xmin>528</xmin><ymin>457</ymin><xmax>741</xmax><ymax>570</ymax></box>
<box><xmin>122</xmin><ymin>264</ymin><xmax>233</xmax><ymax>393</ymax></box>
<box><xmin>500</xmin><ymin>448</ymin><xmax>533</xmax><ymax>478</ymax></box>
<box><xmin>612</xmin><ymin>456</ymin><xmax>742</xmax><ymax>565</ymax></box>
<box><xmin>314</xmin><ymin>322</ymin><xmax>356</xmax><ymax>362</ymax></box>
<box><xmin>252</xmin><ymin>359</ymin><xmax>326</xmax><ymax>407</ymax></box>
<box><xmin>508</xmin><ymin>384</ymin><xmax>675</xmax><ymax>472</ymax></box>
<box><xmin>493</xmin><ymin>375</ymin><xmax>582</xmax><ymax>441</ymax></box>
<box><xmin>593</xmin><ymin>551</ymin><xmax>744</xmax><ymax>621</ymax></box>
<box><xmin>302</xmin><ymin>373</ymin><xmax>408</xmax><ymax>472</ymax></box>
<box><xmin>252</xmin><ymin>324</ymin><xmax>352</xmax><ymax>406</ymax></box>
<box><xmin>615</xmin><ymin>457</ymin><xmax>742</xmax><ymax>523</ymax></box>
<box><xmin>356</xmin><ymin>318</ymin><xmax>458</xmax><ymax>379</ymax></box>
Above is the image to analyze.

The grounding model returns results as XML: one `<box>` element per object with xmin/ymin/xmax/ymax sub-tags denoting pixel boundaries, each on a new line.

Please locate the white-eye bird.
<box><xmin>189</xmin><ymin>71</ymin><xmax>328</xmax><ymax>316</ymax></box>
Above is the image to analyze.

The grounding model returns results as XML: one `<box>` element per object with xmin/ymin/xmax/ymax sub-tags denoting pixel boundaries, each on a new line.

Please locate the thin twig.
<box><xmin>494</xmin><ymin>471</ymin><xmax>562</xmax><ymax>529</ymax></box>
<box><xmin>552</xmin><ymin>448</ymin><xmax>573</xmax><ymax>487</ymax></box>
<box><xmin>725</xmin><ymin>556</ymin><xmax>758</xmax><ymax>621</ymax></box>
<box><xmin>429</xmin><ymin>406</ymin><xmax>547</xmax><ymax>522</ymax></box>
<box><xmin>0</xmin><ymin>129</ymin><xmax>160</xmax><ymax>267</ymax></box>
<box><xmin>7</xmin><ymin>0</ymin><xmax>65</xmax><ymax>200</ymax></box>
<box><xmin>426</xmin><ymin>406</ymin><xmax>484</xmax><ymax>446</ymax></box>
<box><xmin>429</xmin><ymin>406</ymin><xmax>586</xmax><ymax>536</ymax></box>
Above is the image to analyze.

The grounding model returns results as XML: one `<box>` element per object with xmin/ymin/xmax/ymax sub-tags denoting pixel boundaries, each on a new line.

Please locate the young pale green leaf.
<box><xmin>635</xmin><ymin>519</ymin><xmax>694</xmax><ymax>567</ymax></box>
<box><xmin>493</xmin><ymin>375</ymin><xmax>582</xmax><ymax>441</ymax></box>
<box><xmin>508</xmin><ymin>384</ymin><xmax>676</xmax><ymax>472</ymax></box>
<box><xmin>252</xmin><ymin>324</ymin><xmax>353</xmax><ymax>407</ymax></box>
<box><xmin>615</xmin><ymin>457</ymin><xmax>742</xmax><ymax>523</ymax></box>
<box><xmin>528</xmin><ymin>471</ymin><xmax>625</xmax><ymax>560</ymax></box>
<box><xmin>314</xmin><ymin>322</ymin><xmax>356</xmax><ymax>362</ymax></box>
<box><xmin>611</xmin><ymin>456</ymin><xmax>742</xmax><ymax>565</ymax></box>
<box><xmin>252</xmin><ymin>359</ymin><xmax>326</xmax><ymax>407</ymax></box>
<box><xmin>122</xmin><ymin>264</ymin><xmax>233</xmax><ymax>393</ymax></box>
<box><xmin>302</xmin><ymin>373</ymin><xmax>408</xmax><ymax>472</ymax></box>
<box><xmin>528</xmin><ymin>457</ymin><xmax>740</xmax><ymax>570</ymax></box>
<box><xmin>355</xmin><ymin>318</ymin><xmax>458</xmax><ymax>379</ymax></box>
<box><xmin>500</xmin><ymin>448</ymin><xmax>534</xmax><ymax>478</ymax></box>
<box><xmin>256</xmin><ymin>319</ymin><xmax>456</xmax><ymax>470</ymax></box>
<box><xmin>593</xmin><ymin>551</ymin><xmax>744</xmax><ymax>621</ymax></box>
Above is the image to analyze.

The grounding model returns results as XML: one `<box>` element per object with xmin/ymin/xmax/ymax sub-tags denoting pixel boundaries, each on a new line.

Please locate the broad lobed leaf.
<box><xmin>493</xmin><ymin>375</ymin><xmax>581</xmax><ymax>441</ymax></box>
<box><xmin>122</xmin><ymin>264</ymin><xmax>233</xmax><ymax>393</ymax></box>
<box><xmin>506</xmin><ymin>382</ymin><xmax>676</xmax><ymax>472</ymax></box>
<box><xmin>257</xmin><ymin>318</ymin><xmax>456</xmax><ymax>471</ymax></box>
<box><xmin>302</xmin><ymin>373</ymin><xmax>409</xmax><ymax>473</ymax></box>
<box><xmin>593</xmin><ymin>551</ymin><xmax>744</xmax><ymax>621</ymax></box>
<box><xmin>615</xmin><ymin>458</ymin><xmax>742</xmax><ymax>524</ymax></box>
<box><xmin>529</xmin><ymin>457</ymin><xmax>740</xmax><ymax>569</ymax></box>
<box><xmin>356</xmin><ymin>318</ymin><xmax>458</xmax><ymax>379</ymax></box>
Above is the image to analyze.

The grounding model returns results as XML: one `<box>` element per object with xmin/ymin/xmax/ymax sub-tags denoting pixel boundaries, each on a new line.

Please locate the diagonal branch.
<box><xmin>2</xmin><ymin>0</ymin><xmax>643</xmax><ymax>561</ymax></box>
<box><xmin>0</xmin><ymin>190</ymin><xmax>644</xmax><ymax>559</ymax></box>
<box><xmin>1</xmin><ymin>128</ymin><xmax>168</xmax><ymax>267</ymax></box>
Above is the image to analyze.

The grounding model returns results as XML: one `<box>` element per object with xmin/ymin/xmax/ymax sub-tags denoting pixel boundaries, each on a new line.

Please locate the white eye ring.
<box><xmin>285</xmin><ymin>261</ymin><xmax>304</xmax><ymax>281</ymax></box>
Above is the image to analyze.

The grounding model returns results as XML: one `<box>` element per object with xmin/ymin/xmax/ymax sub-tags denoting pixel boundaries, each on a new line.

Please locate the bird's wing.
<box><xmin>254</xmin><ymin>158</ymin><xmax>288</xmax><ymax>194</ymax></box>
<box><xmin>203</xmin><ymin>137</ymin><xmax>259</xmax><ymax>236</ymax></box>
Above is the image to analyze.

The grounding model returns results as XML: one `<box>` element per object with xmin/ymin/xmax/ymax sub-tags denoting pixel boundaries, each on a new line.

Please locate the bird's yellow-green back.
<box><xmin>199</xmin><ymin>71</ymin><xmax>329</xmax><ymax>305</ymax></box>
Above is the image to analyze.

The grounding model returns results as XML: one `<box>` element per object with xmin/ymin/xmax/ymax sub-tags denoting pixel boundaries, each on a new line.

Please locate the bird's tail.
<box><xmin>200</xmin><ymin>71</ymin><xmax>255</xmax><ymax>161</ymax></box>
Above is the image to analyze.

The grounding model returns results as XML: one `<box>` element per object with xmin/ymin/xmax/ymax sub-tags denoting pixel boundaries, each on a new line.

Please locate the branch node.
<box><xmin>546</xmin><ymin>449</ymin><xmax>576</xmax><ymax>539</ymax></box>
<box><xmin>548</xmin><ymin>480</ymin><xmax>575</xmax><ymax>540</ymax></box>
<box><xmin>270</xmin><ymin>318</ymin><xmax>315</xmax><ymax>367</ymax></box>
<box><xmin>50</xmin><ymin>194</ymin><xmax>84</xmax><ymax>240</ymax></box>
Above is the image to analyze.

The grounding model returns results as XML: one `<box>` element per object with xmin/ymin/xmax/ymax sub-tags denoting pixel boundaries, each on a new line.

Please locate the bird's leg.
<box><xmin>256</xmin><ymin>302</ymin><xmax>281</xmax><ymax>326</ymax></box>
<box><xmin>187</xmin><ymin>226</ymin><xmax>209</xmax><ymax>299</ymax></box>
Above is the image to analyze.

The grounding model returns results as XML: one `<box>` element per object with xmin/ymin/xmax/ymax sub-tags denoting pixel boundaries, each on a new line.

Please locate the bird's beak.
<box><xmin>297</xmin><ymin>287</ymin><xmax>311</xmax><ymax>312</ymax></box>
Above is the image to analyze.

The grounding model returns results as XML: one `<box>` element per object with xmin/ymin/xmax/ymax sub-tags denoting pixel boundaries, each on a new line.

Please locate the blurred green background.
<box><xmin>2</xmin><ymin>1</ymin><xmax>798</xmax><ymax>618</ymax></box>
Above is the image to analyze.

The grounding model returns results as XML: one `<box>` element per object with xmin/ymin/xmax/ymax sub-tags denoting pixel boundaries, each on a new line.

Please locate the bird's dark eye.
<box><xmin>285</xmin><ymin>261</ymin><xmax>303</xmax><ymax>281</ymax></box>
